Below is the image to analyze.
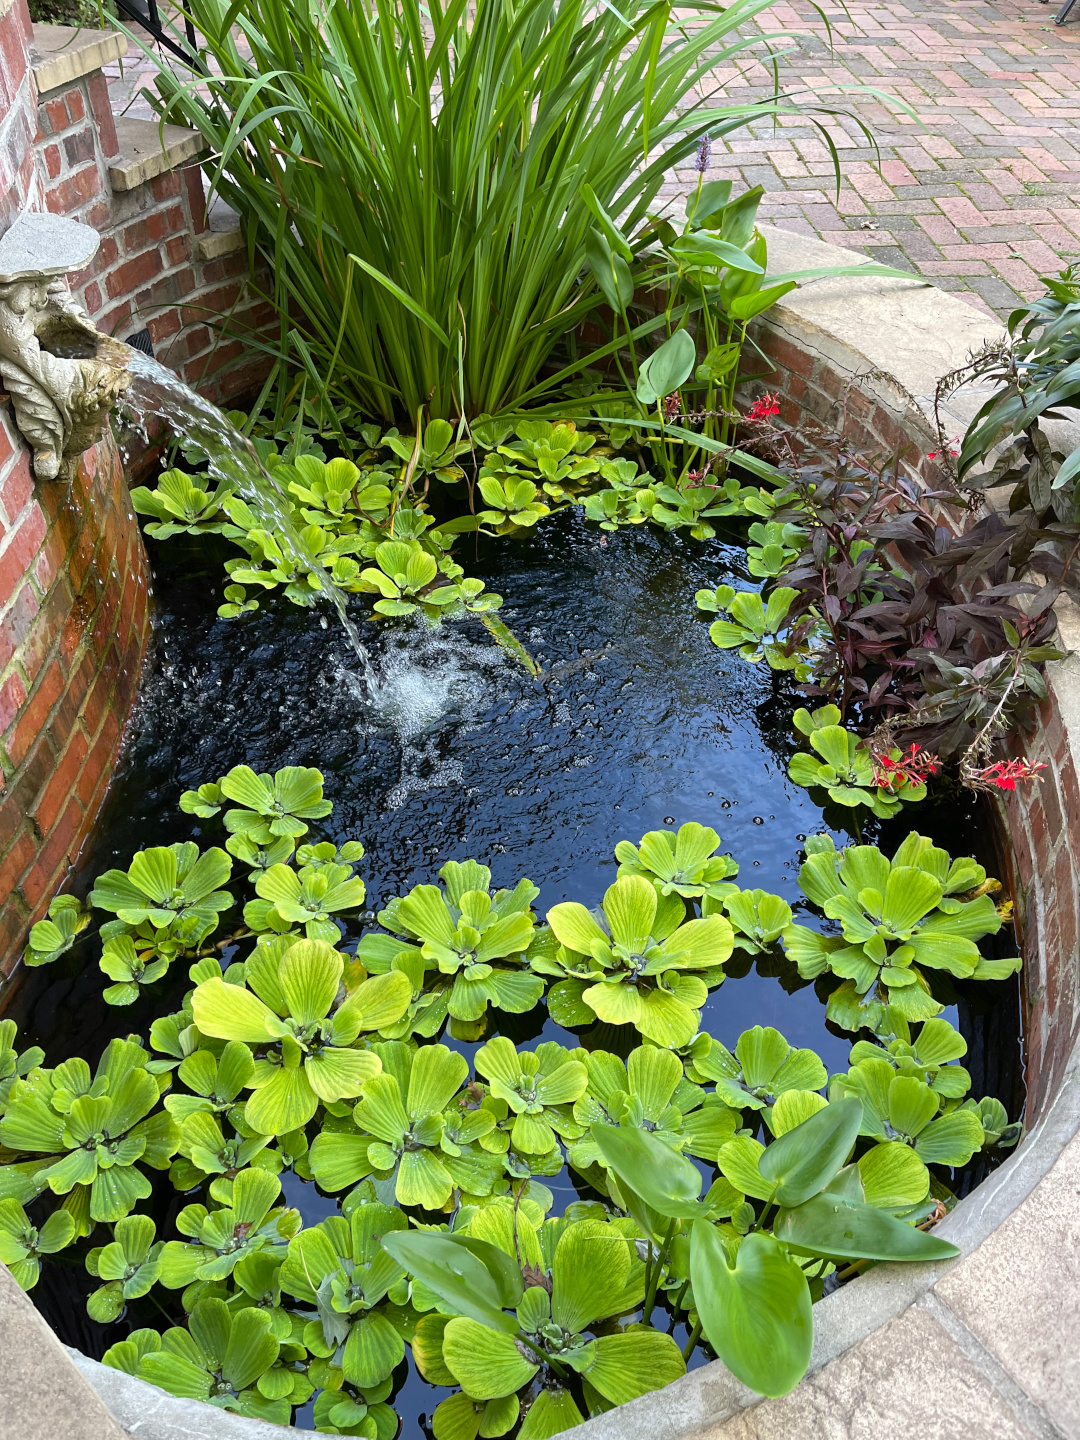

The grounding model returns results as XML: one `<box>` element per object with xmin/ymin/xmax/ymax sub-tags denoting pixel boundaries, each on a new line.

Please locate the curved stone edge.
<box><xmin>40</xmin><ymin>225</ymin><xmax>1080</xmax><ymax>1437</ymax></box>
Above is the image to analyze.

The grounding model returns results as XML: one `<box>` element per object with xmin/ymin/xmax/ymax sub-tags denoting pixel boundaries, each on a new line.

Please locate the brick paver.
<box><xmin>107</xmin><ymin>1</ymin><xmax>1080</xmax><ymax>320</ymax></box>
<box><xmin>661</xmin><ymin>0</ymin><xmax>1080</xmax><ymax>317</ymax></box>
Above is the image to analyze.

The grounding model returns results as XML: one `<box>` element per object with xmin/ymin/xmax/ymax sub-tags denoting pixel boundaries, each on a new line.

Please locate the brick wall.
<box><xmin>998</xmin><ymin>700</ymin><xmax>1080</xmax><ymax>1127</ymax></box>
<box><xmin>33</xmin><ymin>67</ymin><xmax>274</xmax><ymax>399</ymax></box>
<box><xmin>0</xmin><ymin>429</ymin><xmax>148</xmax><ymax>969</ymax></box>
<box><xmin>0</xmin><ymin>0</ymin><xmax>275</xmax><ymax>981</ymax></box>
<box><xmin>0</xmin><ymin>0</ymin><xmax>38</xmax><ymax>228</ymax></box>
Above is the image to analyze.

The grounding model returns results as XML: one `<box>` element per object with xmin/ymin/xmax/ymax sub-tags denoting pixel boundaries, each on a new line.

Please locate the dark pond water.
<box><xmin>8</xmin><ymin>509</ymin><xmax>1024</xmax><ymax>1434</ymax></box>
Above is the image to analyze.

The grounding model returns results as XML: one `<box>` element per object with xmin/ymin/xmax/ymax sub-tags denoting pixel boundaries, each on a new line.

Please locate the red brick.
<box><xmin>0</xmin><ymin>452</ymin><xmax>33</xmax><ymax>522</ymax></box>
<box><xmin>43</xmin><ymin>142</ymin><xmax>61</xmax><ymax>179</ymax></box>
<box><xmin>182</xmin><ymin>162</ymin><xmax>208</xmax><ymax>232</ymax></box>
<box><xmin>166</xmin><ymin>234</ymin><xmax>192</xmax><ymax>267</ymax></box>
<box><xmin>7</xmin><ymin>661</ymin><xmax>63</xmax><ymax>767</ymax></box>
<box><xmin>148</xmin><ymin>307</ymin><xmax>182</xmax><ymax>344</ymax></box>
<box><xmin>0</xmin><ymin>502</ymin><xmax>46</xmax><ymax>602</ymax></box>
<box><xmin>84</xmin><ymin>279</ymin><xmax>102</xmax><ymax>315</ymax></box>
<box><xmin>150</xmin><ymin>171</ymin><xmax>182</xmax><ymax>201</ymax></box>
<box><xmin>0</xmin><ymin>830</ymin><xmax>36</xmax><ymax>902</ymax></box>
<box><xmin>64</xmin><ymin>87</ymin><xmax>85</xmax><ymax>124</ymax></box>
<box><xmin>85</xmin><ymin>71</ymin><xmax>118</xmax><ymax>157</ymax></box>
<box><xmin>45</xmin><ymin>164</ymin><xmax>101</xmax><ymax>215</ymax></box>
<box><xmin>30</xmin><ymin>729</ymin><xmax>89</xmax><ymax>834</ymax></box>
<box><xmin>0</xmin><ymin>673</ymin><xmax>26</xmax><ymax>735</ymax></box>
<box><xmin>105</xmin><ymin>248</ymin><xmax>163</xmax><ymax>301</ymax></box>
<box><xmin>42</xmin><ymin>96</ymin><xmax>69</xmax><ymax>134</ymax></box>
<box><xmin>62</xmin><ymin>125</ymin><xmax>95</xmax><ymax>168</ymax></box>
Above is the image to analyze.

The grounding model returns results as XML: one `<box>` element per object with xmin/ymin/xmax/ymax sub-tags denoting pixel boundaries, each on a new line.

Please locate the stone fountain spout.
<box><xmin>0</xmin><ymin>213</ymin><xmax>131</xmax><ymax>481</ymax></box>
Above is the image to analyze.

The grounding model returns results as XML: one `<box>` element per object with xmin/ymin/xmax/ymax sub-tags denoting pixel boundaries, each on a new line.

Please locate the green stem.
<box><xmin>681</xmin><ymin>1317</ymin><xmax>703</xmax><ymax>1363</ymax></box>
<box><xmin>643</xmin><ymin>1218</ymin><xmax>677</xmax><ymax>1318</ymax></box>
<box><xmin>673</xmin><ymin>1278</ymin><xmax>690</xmax><ymax>1313</ymax></box>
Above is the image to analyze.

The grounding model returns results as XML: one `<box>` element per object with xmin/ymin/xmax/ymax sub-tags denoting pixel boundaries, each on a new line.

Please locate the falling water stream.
<box><xmin>119</xmin><ymin>350</ymin><xmax>377</xmax><ymax>687</ymax></box>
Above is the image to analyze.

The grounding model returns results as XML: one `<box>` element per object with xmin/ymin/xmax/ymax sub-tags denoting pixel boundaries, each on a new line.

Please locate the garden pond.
<box><xmin>4</xmin><ymin>507</ymin><xmax>1024</xmax><ymax>1435</ymax></box>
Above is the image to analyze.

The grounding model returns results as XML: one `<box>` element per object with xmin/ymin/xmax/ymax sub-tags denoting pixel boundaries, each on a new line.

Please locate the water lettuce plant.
<box><xmin>783</xmin><ymin>833</ymin><xmax>1019</xmax><ymax>1032</ymax></box>
<box><xmin>190</xmin><ymin>938</ymin><xmax>410</xmax><ymax>1133</ymax></box>
<box><xmin>358</xmin><ymin>862</ymin><xmax>544</xmax><ymax>1038</ymax></box>
<box><xmin>788</xmin><ymin>706</ymin><xmax>929</xmax><ymax>818</ymax></box>
<box><xmin>614</xmin><ymin>822</ymin><xmax>739</xmax><ymax>901</ymax></box>
<box><xmin>0</xmin><ymin>1199</ymin><xmax>75</xmax><ymax>1290</ymax></box>
<box><xmin>311</xmin><ymin>1043</ymin><xmax>502</xmax><ymax>1207</ymax></box>
<box><xmin>14</xmin><ymin>761</ymin><xmax>1017</xmax><ymax>1434</ymax></box>
<box><xmin>383</xmin><ymin>1216</ymin><xmax>685</xmax><ymax>1429</ymax></box>
<box><xmin>696</xmin><ymin>585</ymin><xmax>809</xmax><ymax>672</ymax></box>
<box><xmin>0</xmin><ymin>1039</ymin><xmax>179</xmax><ymax>1223</ymax></box>
<box><xmin>536</xmin><ymin>875</ymin><xmax>734</xmax><ymax>1046</ymax></box>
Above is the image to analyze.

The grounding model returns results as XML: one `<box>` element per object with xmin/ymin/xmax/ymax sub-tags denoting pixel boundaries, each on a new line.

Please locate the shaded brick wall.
<box><xmin>33</xmin><ymin>69</ymin><xmax>274</xmax><ymax>400</ymax></box>
<box><xmin>0</xmin><ymin>0</ymin><xmax>274</xmax><ymax>980</ymax></box>
<box><xmin>0</xmin><ymin>431</ymin><xmax>148</xmax><ymax>969</ymax></box>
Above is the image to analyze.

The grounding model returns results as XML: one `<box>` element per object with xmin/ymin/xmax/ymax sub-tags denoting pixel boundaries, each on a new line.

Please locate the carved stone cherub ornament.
<box><xmin>0</xmin><ymin>213</ymin><xmax>130</xmax><ymax>481</ymax></box>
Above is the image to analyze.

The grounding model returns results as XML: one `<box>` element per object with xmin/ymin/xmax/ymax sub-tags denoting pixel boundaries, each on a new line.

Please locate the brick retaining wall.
<box><xmin>0</xmin><ymin>0</ymin><xmax>271</xmax><ymax>979</ymax></box>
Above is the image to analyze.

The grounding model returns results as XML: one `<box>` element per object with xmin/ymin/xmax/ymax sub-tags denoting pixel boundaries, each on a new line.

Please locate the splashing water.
<box><xmin>341</xmin><ymin>621</ymin><xmax>514</xmax><ymax>808</ymax></box>
<box><xmin>119</xmin><ymin>349</ymin><xmax>376</xmax><ymax>688</ymax></box>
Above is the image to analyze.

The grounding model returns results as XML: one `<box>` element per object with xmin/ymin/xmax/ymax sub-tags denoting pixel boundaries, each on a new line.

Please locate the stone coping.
<box><xmin>108</xmin><ymin>116</ymin><xmax>205</xmax><ymax>192</ymax></box>
<box><xmin>30</xmin><ymin>21</ymin><xmax>126</xmax><ymax>94</ymax></box>
<box><xmin>9</xmin><ymin>225</ymin><xmax>1080</xmax><ymax>1439</ymax></box>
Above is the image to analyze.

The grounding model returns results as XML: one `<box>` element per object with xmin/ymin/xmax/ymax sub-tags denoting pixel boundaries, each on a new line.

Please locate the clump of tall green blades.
<box><xmin>140</xmin><ymin>0</ymin><xmax>846</xmax><ymax>425</ymax></box>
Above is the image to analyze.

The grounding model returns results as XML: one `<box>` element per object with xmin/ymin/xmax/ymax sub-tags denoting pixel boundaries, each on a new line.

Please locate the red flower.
<box><xmin>747</xmin><ymin>392</ymin><xmax>782</xmax><ymax>423</ymax></box>
<box><xmin>967</xmin><ymin>759</ymin><xmax>1047</xmax><ymax>792</ymax></box>
<box><xmin>663</xmin><ymin>392</ymin><xmax>681</xmax><ymax>420</ymax></box>
<box><xmin>872</xmin><ymin>744</ymin><xmax>939</xmax><ymax>792</ymax></box>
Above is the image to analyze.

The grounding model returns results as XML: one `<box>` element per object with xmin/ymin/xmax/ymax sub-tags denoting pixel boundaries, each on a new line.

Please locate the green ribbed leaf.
<box><xmin>441</xmin><ymin>1318</ymin><xmax>538</xmax><ymax>1400</ymax></box>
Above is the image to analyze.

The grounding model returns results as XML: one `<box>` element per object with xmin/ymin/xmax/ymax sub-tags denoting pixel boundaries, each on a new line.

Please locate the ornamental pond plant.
<box><xmin>1</xmin><ymin>765</ymin><xmax>1024</xmax><ymax>1432</ymax></box>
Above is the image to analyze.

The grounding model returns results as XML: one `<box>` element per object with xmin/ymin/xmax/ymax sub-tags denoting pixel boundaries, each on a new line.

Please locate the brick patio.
<box><xmin>661</xmin><ymin>0</ymin><xmax>1080</xmax><ymax>318</ymax></box>
<box><xmin>107</xmin><ymin>0</ymin><xmax>1080</xmax><ymax>320</ymax></box>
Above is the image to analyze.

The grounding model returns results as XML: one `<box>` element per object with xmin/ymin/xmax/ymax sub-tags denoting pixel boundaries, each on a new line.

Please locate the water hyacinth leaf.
<box><xmin>758</xmin><ymin>1098</ymin><xmax>863</xmax><ymax>1206</ymax></box>
<box><xmin>690</xmin><ymin>1222</ymin><xmax>812</xmax><ymax>1397</ymax></box>
<box><xmin>773</xmin><ymin>1194</ymin><xmax>959</xmax><ymax>1262</ymax></box>
<box><xmin>441</xmin><ymin>1317</ymin><xmax>539</xmax><ymax>1399</ymax></box>
<box><xmin>379</xmin><ymin>1230</ymin><xmax>519</xmax><ymax>1332</ymax></box>
<box><xmin>590</xmin><ymin>1122</ymin><xmax>704</xmax><ymax>1218</ymax></box>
